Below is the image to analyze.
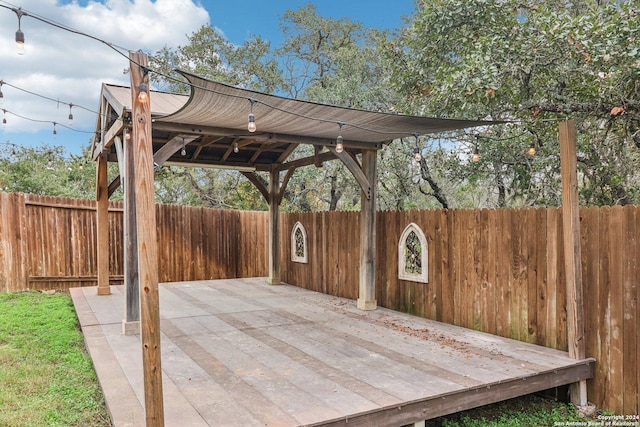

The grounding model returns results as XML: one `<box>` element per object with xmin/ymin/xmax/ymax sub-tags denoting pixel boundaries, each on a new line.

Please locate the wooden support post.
<box><xmin>122</xmin><ymin>132</ymin><xmax>140</xmax><ymax>335</ymax></box>
<box><xmin>357</xmin><ymin>149</ymin><xmax>377</xmax><ymax>310</ymax></box>
<box><xmin>559</xmin><ymin>119</ymin><xmax>588</xmax><ymax>407</ymax></box>
<box><xmin>267</xmin><ymin>166</ymin><xmax>281</xmax><ymax>285</ymax></box>
<box><xmin>96</xmin><ymin>151</ymin><xmax>111</xmax><ymax>296</ymax></box>
<box><xmin>130</xmin><ymin>51</ymin><xmax>164</xmax><ymax>426</ymax></box>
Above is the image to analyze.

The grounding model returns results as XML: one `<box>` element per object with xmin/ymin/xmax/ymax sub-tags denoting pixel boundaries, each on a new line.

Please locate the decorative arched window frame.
<box><xmin>291</xmin><ymin>221</ymin><xmax>308</xmax><ymax>264</ymax></box>
<box><xmin>398</xmin><ymin>222</ymin><xmax>428</xmax><ymax>283</ymax></box>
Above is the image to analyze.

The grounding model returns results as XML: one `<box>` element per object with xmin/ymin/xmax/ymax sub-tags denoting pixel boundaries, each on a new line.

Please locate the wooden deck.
<box><xmin>70</xmin><ymin>278</ymin><xmax>594</xmax><ymax>427</ymax></box>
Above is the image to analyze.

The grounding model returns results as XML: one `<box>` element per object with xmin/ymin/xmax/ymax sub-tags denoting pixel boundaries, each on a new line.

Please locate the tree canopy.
<box><xmin>4</xmin><ymin>1</ymin><xmax>640</xmax><ymax>209</ymax></box>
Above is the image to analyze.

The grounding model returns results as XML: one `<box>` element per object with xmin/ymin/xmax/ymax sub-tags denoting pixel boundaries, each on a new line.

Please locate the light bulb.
<box><xmin>181</xmin><ymin>147</ymin><xmax>187</xmax><ymax>156</ymax></box>
<box><xmin>413</xmin><ymin>147</ymin><xmax>422</xmax><ymax>162</ymax></box>
<box><xmin>247</xmin><ymin>113</ymin><xmax>256</xmax><ymax>133</ymax></box>
<box><xmin>138</xmin><ymin>83</ymin><xmax>149</xmax><ymax>104</ymax></box>
<box><xmin>15</xmin><ymin>29</ymin><xmax>24</xmax><ymax>55</ymax></box>
<box><xmin>472</xmin><ymin>151</ymin><xmax>480</xmax><ymax>163</ymax></box>
<box><xmin>68</xmin><ymin>105</ymin><xmax>74</xmax><ymax>126</ymax></box>
<box><xmin>527</xmin><ymin>144</ymin><xmax>536</xmax><ymax>156</ymax></box>
<box><xmin>233</xmin><ymin>142</ymin><xmax>239</xmax><ymax>153</ymax></box>
<box><xmin>336</xmin><ymin>135</ymin><xmax>344</xmax><ymax>153</ymax></box>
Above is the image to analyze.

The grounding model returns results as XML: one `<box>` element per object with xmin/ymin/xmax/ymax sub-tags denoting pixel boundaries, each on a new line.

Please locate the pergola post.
<box><xmin>559</xmin><ymin>119</ymin><xmax>588</xmax><ymax>407</ymax></box>
<box><xmin>122</xmin><ymin>130</ymin><xmax>140</xmax><ymax>335</ymax></box>
<box><xmin>357</xmin><ymin>149</ymin><xmax>377</xmax><ymax>310</ymax></box>
<box><xmin>96</xmin><ymin>151</ymin><xmax>110</xmax><ymax>296</ymax></box>
<box><xmin>130</xmin><ymin>51</ymin><xmax>164</xmax><ymax>426</ymax></box>
<box><xmin>267</xmin><ymin>166</ymin><xmax>281</xmax><ymax>285</ymax></box>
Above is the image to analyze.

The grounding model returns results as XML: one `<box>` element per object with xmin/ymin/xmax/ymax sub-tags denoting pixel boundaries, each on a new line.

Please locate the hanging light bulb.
<box><xmin>527</xmin><ymin>142</ymin><xmax>536</xmax><ymax>156</ymax></box>
<box><xmin>181</xmin><ymin>138</ymin><xmax>187</xmax><ymax>156</ymax></box>
<box><xmin>412</xmin><ymin>133</ymin><xmax>422</xmax><ymax>162</ymax></box>
<box><xmin>336</xmin><ymin>122</ymin><xmax>344</xmax><ymax>153</ymax></box>
<box><xmin>247</xmin><ymin>98</ymin><xmax>257</xmax><ymax>132</ymax></box>
<box><xmin>52</xmin><ymin>122</ymin><xmax>57</xmax><ymax>136</ymax></box>
<box><xmin>247</xmin><ymin>113</ymin><xmax>256</xmax><ymax>133</ymax></box>
<box><xmin>472</xmin><ymin>145</ymin><xmax>480</xmax><ymax>163</ymax></box>
<box><xmin>413</xmin><ymin>147</ymin><xmax>422</xmax><ymax>162</ymax></box>
<box><xmin>0</xmin><ymin>81</ymin><xmax>4</xmax><ymax>106</ymax></box>
<box><xmin>138</xmin><ymin>82</ymin><xmax>149</xmax><ymax>104</ymax></box>
<box><xmin>68</xmin><ymin>104</ymin><xmax>74</xmax><ymax>125</ymax></box>
<box><xmin>233</xmin><ymin>141</ymin><xmax>239</xmax><ymax>153</ymax></box>
<box><xmin>2</xmin><ymin>109</ymin><xmax>6</xmax><ymax>126</ymax></box>
<box><xmin>14</xmin><ymin>8</ymin><xmax>26</xmax><ymax>55</ymax></box>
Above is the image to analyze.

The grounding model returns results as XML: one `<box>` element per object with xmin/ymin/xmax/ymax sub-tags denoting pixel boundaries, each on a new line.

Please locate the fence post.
<box><xmin>559</xmin><ymin>119</ymin><xmax>588</xmax><ymax>407</ymax></box>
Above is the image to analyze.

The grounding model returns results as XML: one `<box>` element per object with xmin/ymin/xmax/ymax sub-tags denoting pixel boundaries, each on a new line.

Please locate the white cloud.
<box><xmin>0</xmin><ymin>0</ymin><xmax>209</xmax><ymax>142</ymax></box>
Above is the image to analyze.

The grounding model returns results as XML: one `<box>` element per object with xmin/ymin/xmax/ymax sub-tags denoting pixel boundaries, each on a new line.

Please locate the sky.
<box><xmin>0</xmin><ymin>0</ymin><xmax>416</xmax><ymax>156</ymax></box>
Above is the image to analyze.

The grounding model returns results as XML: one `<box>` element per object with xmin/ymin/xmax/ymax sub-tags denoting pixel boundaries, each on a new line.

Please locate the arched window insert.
<box><xmin>398</xmin><ymin>222</ymin><xmax>428</xmax><ymax>283</ymax></box>
<box><xmin>291</xmin><ymin>222</ymin><xmax>308</xmax><ymax>263</ymax></box>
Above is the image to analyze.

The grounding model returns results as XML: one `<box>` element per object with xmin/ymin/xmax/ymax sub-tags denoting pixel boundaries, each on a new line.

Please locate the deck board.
<box><xmin>70</xmin><ymin>278</ymin><xmax>594</xmax><ymax>427</ymax></box>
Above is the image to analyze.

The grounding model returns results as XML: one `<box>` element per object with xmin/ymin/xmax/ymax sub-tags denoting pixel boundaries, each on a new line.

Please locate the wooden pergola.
<box><xmin>90</xmin><ymin>53</ymin><xmax>586</xmax><ymax>425</ymax></box>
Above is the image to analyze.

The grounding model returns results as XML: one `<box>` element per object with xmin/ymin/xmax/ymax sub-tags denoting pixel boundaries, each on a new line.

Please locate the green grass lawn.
<box><xmin>0</xmin><ymin>291</ymin><xmax>110</xmax><ymax>427</ymax></box>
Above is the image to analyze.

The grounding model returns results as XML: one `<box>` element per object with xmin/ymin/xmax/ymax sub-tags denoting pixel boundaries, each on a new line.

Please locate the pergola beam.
<box><xmin>357</xmin><ymin>149</ymin><xmax>377</xmax><ymax>310</ymax></box>
<box><xmin>130</xmin><ymin>51</ymin><xmax>164</xmax><ymax>426</ymax></box>
<box><xmin>151</xmin><ymin>121</ymin><xmax>383</xmax><ymax>151</ymax></box>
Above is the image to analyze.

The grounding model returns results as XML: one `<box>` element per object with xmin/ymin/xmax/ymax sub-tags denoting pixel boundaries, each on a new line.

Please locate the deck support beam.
<box><xmin>357</xmin><ymin>149</ymin><xmax>377</xmax><ymax>310</ymax></box>
<box><xmin>559</xmin><ymin>119</ymin><xmax>588</xmax><ymax>407</ymax></box>
<box><xmin>130</xmin><ymin>51</ymin><xmax>165</xmax><ymax>426</ymax></box>
<box><xmin>267</xmin><ymin>166</ymin><xmax>281</xmax><ymax>285</ymax></box>
<box><xmin>96</xmin><ymin>151</ymin><xmax>110</xmax><ymax>296</ymax></box>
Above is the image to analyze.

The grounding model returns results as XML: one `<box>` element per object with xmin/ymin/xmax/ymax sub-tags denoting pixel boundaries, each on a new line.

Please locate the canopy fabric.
<box><xmin>161</xmin><ymin>71</ymin><xmax>493</xmax><ymax>145</ymax></box>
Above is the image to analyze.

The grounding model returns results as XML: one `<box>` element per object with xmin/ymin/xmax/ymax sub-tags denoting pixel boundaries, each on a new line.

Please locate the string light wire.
<box><xmin>1</xmin><ymin>108</ymin><xmax>96</xmax><ymax>134</ymax></box>
<box><xmin>0</xmin><ymin>1</ymin><xmax>527</xmax><ymax>143</ymax></box>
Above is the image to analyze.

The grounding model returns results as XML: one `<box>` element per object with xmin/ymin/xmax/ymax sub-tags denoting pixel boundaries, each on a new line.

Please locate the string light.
<box><xmin>0</xmin><ymin>3</ymin><xmax>501</xmax><ymax>156</ymax></box>
<box><xmin>336</xmin><ymin>122</ymin><xmax>344</xmax><ymax>153</ymax></box>
<box><xmin>68</xmin><ymin>103</ymin><xmax>74</xmax><ymax>125</ymax></box>
<box><xmin>0</xmin><ymin>80</ymin><xmax>4</xmax><ymax>105</ymax></box>
<box><xmin>1</xmin><ymin>4</ymin><xmax>493</xmax><ymax>141</ymax></box>
<box><xmin>0</xmin><ymin>108</ymin><xmax>94</xmax><ymax>134</ymax></box>
<box><xmin>413</xmin><ymin>133</ymin><xmax>422</xmax><ymax>162</ymax></box>
<box><xmin>472</xmin><ymin>134</ymin><xmax>480</xmax><ymax>163</ymax></box>
<box><xmin>52</xmin><ymin>122</ymin><xmax>57</xmax><ymax>135</ymax></box>
<box><xmin>233</xmin><ymin>141</ymin><xmax>239</xmax><ymax>153</ymax></box>
<box><xmin>247</xmin><ymin>98</ymin><xmax>256</xmax><ymax>133</ymax></box>
<box><xmin>14</xmin><ymin>7</ymin><xmax>26</xmax><ymax>55</ymax></box>
<box><xmin>2</xmin><ymin>109</ymin><xmax>6</xmax><ymax>125</ymax></box>
<box><xmin>181</xmin><ymin>137</ymin><xmax>186</xmax><ymax>156</ymax></box>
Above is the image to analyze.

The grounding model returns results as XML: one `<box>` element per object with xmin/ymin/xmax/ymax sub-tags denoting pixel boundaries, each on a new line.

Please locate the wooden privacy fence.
<box><xmin>0</xmin><ymin>192</ymin><xmax>267</xmax><ymax>292</ymax></box>
<box><xmin>281</xmin><ymin>207</ymin><xmax>639</xmax><ymax>416</ymax></box>
<box><xmin>0</xmin><ymin>192</ymin><xmax>637</xmax><ymax>414</ymax></box>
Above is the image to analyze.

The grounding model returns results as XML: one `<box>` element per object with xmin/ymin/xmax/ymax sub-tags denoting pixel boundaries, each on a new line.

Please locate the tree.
<box><xmin>389</xmin><ymin>0</ymin><xmax>640</xmax><ymax>207</ymax></box>
<box><xmin>0</xmin><ymin>142</ymin><xmax>98</xmax><ymax>198</ymax></box>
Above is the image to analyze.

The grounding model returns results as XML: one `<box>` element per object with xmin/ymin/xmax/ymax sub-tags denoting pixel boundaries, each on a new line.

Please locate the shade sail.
<box><xmin>161</xmin><ymin>71</ymin><xmax>494</xmax><ymax>145</ymax></box>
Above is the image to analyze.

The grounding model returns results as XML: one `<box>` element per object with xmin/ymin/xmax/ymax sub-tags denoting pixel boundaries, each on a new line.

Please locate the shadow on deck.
<box><xmin>70</xmin><ymin>278</ymin><xmax>594</xmax><ymax>427</ymax></box>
